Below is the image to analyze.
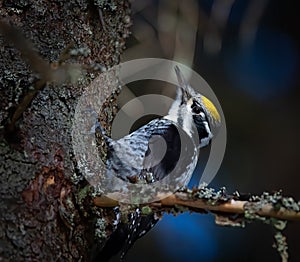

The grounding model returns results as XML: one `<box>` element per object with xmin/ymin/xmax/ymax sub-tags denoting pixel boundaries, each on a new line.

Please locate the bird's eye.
<box><xmin>192</xmin><ymin>100</ymin><xmax>202</xmax><ymax>115</ymax></box>
<box><xmin>192</xmin><ymin>105</ymin><xmax>202</xmax><ymax>114</ymax></box>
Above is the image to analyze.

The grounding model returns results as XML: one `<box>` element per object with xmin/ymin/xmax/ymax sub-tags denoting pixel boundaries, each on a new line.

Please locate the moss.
<box><xmin>69</xmin><ymin>46</ymin><xmax>91</xmax><ymax>57</ymax></box>
<box><xmin>273</xmin><ymin>231</ymin><xmax>289</xmax><ymax>262</ymax></box>
<box><xmin>93</xmin><ymin>0</ymin><xmax>117</xmax><ymax>11</ymax></box>
<box><xmin>141</xmin><ymin>206</ymin><xmax>152</xmax><ymax>215</ymax></box>
<box><xmin>270</xmin><ymin>219</ymin><xmax>287</xmax><ymax>231</ymax></box>
<box><xmin>95</xmin><ymin>218</ymin><xmax>107</xmax><ymax>241</ymax></box>
<box><xmin>184</xmin><ymin>185</ymin><xmax>229</xmax><ymax>203</ymax></box>
<box><xmin>78</xmin><ymin>185</ymin><xmax>91</xmax><ymax>206</ymax></box>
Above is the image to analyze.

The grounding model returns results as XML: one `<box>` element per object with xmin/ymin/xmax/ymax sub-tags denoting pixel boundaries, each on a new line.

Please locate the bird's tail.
<box><xmin>91</xmin><ymin>209</ymin><xmax>159</xmax><ymax>262</ymax></box>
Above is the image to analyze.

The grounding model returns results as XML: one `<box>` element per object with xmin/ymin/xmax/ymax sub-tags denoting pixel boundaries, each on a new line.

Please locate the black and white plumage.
<box><xmin>93</xmin><ymin>66</ymin><xmax>221</xmax><ymax>261</ymax></box>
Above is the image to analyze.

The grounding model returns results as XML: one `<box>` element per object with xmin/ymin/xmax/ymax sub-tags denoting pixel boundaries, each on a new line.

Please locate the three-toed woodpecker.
<box><xmin>93</xmin><ymin>66</ymin><xmax>221</xmax><ymax>261</ymax></box>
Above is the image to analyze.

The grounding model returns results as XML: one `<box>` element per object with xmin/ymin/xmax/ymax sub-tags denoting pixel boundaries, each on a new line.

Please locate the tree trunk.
<box><xmin>0</xmin><ymin>1</ymin><xmax>131</xmax><ymax>261</ymax></box>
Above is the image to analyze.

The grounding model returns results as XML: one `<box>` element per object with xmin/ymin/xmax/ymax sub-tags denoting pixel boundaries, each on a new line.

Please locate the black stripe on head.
<box><xmin>193</xmin><ymin>114</ymin><xmax>211</xmax><ymax>144</ymax></box>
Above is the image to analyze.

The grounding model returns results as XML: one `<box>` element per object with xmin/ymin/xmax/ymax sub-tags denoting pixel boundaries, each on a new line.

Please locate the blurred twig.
<box><xmin>203</xmin><ymin>0</ymin><xmax>235</xmax><ymax>54</ymax></box>
<box><xmin>0</xmin><ymin>20</ymin><xmax>83</xmax><ymax>131</ymax></box>
<box><xmin>239</xmin><ymin>0</ymin><xmax>269</xmax><ymax>46</ymax></box>
<box><xmin>0</xmin><ymin>20</ymin><xmax>50</xmax><ymax>76</ymax></box>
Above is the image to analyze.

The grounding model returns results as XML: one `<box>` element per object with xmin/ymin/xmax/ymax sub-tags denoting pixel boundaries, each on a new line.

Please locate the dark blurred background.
<box><xmin>115</xmin><ymin>0</ymin><xmax>300</xmax><ymax>261</ymax></box>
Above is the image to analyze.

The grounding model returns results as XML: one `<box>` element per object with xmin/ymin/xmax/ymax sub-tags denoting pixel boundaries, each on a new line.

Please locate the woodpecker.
<box><xmin>93</xmin><ymin>66</ymin><xmax>221</xmax><ymax>261</ymax></box>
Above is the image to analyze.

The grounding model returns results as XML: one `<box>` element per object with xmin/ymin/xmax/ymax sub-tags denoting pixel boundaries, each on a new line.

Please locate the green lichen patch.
<box><xmin>273</xmin><ymin>231</ymin><xmax>289</xmax><ymax>262</ymax></box>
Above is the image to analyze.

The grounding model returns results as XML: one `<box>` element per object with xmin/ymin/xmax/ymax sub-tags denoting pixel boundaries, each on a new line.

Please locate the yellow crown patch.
<box><xmin>201</xmin><ymin>96</ymin><xmax>221</xmax><ymax>124</ymax></box>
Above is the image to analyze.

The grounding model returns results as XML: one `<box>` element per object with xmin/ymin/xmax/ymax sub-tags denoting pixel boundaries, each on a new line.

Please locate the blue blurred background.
<box><xmin>117</xmin><ymin>0</ymin><xmax>300</xmax><ymax>261</ymax></box>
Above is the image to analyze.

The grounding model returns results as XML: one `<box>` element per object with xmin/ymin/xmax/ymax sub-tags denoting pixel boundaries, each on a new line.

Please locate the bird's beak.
<box><xmin>174</xmin><ymin>66</ymin><xmax>191</xmax><ymax>103</ymax></box>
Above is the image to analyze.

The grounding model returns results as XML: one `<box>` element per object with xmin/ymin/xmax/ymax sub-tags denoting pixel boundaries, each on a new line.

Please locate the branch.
<box><xmin>159</xmin><ymin>193</ymin><xmax>300</xmax><ymax>222</ymax></box>
<box><xmin>93</xmin><ymin>187</ymin><xmax>300</xmax><ymax>223</ymax></box>
<box><xmin>93</xmin><ymin>186</ymin><xmax>298</xmax><ymax>262</ymax></box>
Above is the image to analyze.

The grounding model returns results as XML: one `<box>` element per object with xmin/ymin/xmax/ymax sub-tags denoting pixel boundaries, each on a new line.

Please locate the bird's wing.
<box><xmin>106</xmin><ymin>118</ymin><xmax>174</xmax><ymax>182</ymax></box>
<box><xmin>141</xmin><ymin>118</ymin><xmax>197</xmax><ymax>186</ymax></box>
<box><xmin>141</xmin><ymin>120</ymin><xmax>182</xmax><ymax>182</ymax></box>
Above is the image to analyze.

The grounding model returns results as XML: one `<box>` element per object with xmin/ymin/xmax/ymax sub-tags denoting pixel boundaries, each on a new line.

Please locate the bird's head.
<box><xmin>165</xmin><ymin>66</ymin><xmax>221</xmax><ymax>148</ymax></box>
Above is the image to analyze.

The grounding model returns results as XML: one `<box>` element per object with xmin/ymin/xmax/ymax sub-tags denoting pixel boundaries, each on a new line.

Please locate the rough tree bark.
<box><xmin>0</xmin><ymin>1</ymin><xmax>131</xmax><ymax>261</ymax></box>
